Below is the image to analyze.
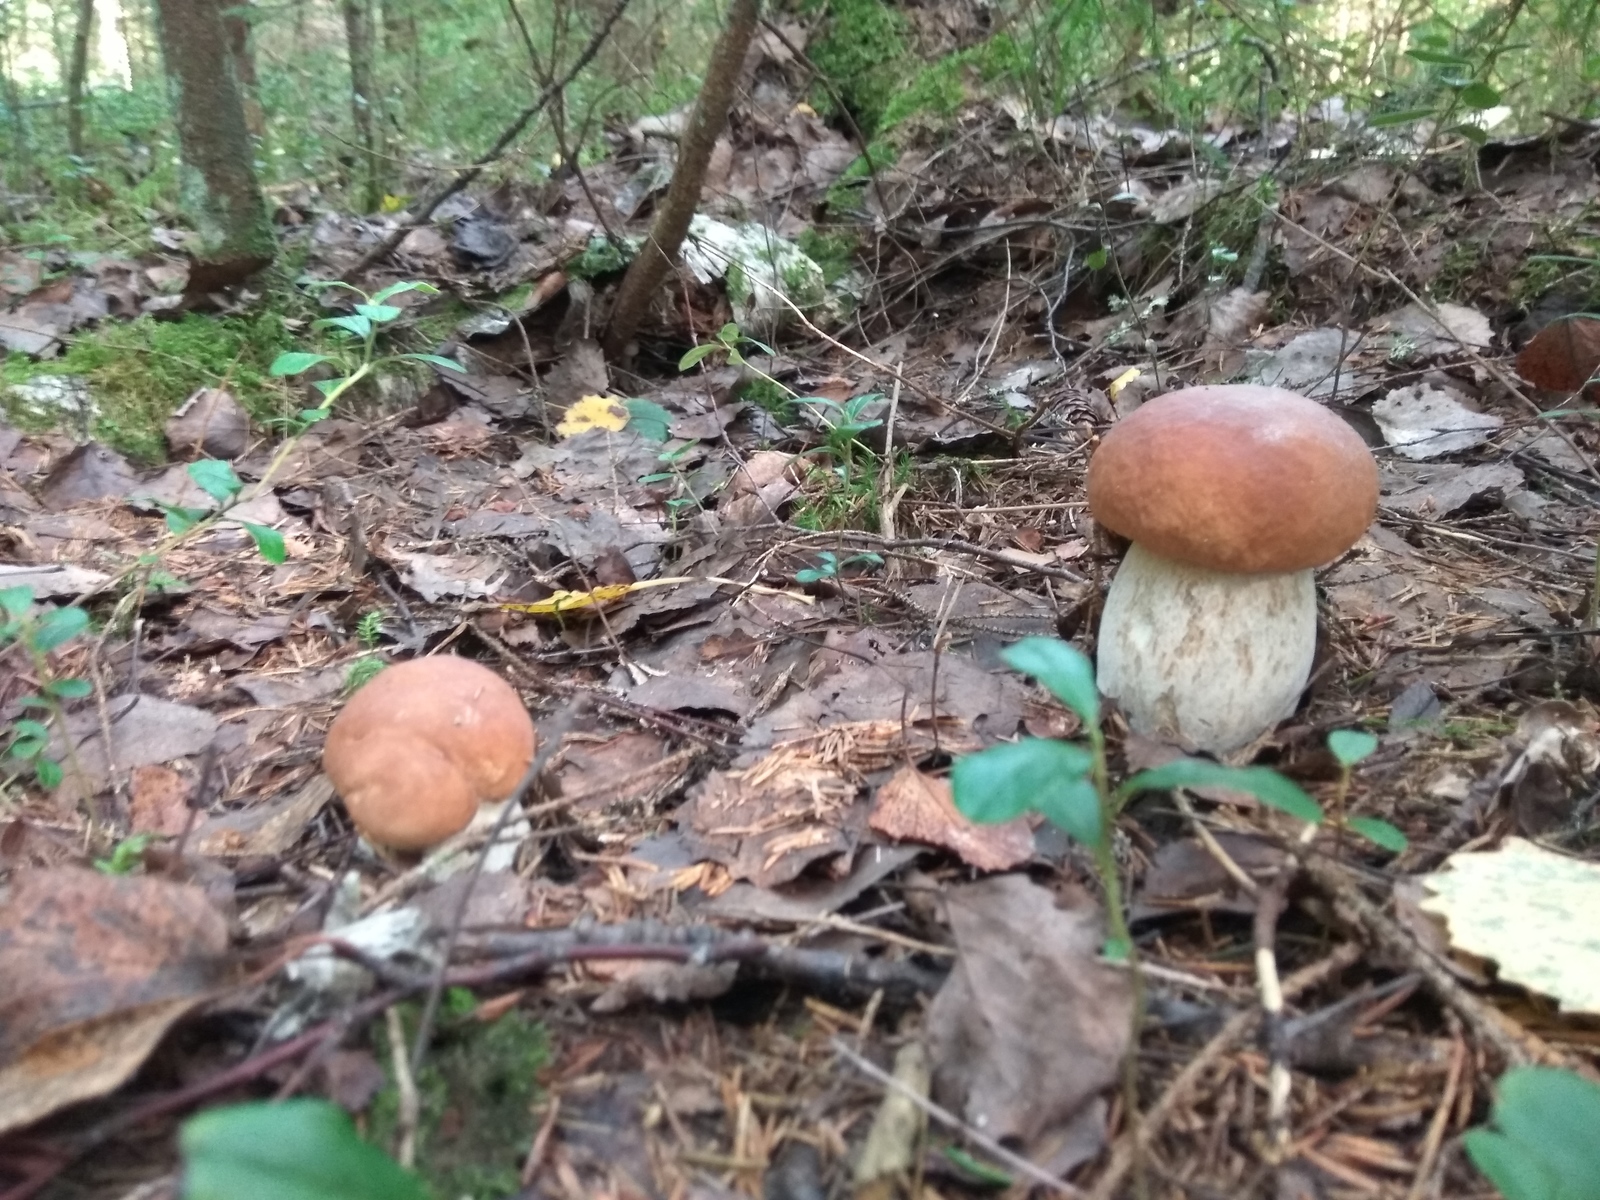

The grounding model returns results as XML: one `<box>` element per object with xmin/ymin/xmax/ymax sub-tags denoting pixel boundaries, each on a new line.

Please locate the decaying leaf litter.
<box><xmin>5</xmin><ymin>28</ymin><xmax>1600</xmax><ymax>1200</ymax></box>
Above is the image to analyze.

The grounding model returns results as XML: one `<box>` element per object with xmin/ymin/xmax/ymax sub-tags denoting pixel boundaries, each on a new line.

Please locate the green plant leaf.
<box><xmin>678</xmin><ymin>343</ymin><xmax>719</xmax><ymax>370</ymax></box>
<box><xmin>315</xmin><ymin>313</ymin><xmax>373</xmax><ymax>339</ymax></box>
<box><xmin>162</xmin><ymin>504</ymin><xmax>207</xmax><ymax>534</ymax></box>
<box><xmin>239</xmin><ymin>523</ymin><xmax>287</xmax><ymax>565</ymax></box>
<box><xmin>624</xmin><ymin>397</ymin><xmax>673</xmax><ymax>443</ymax></box>
<box><xmin>1001</xmin><ymin>637</ymin><xmax>1099</xmax><ymax>726</ymax></box>
<box><xmin>1465</xmin><ymin>1067</ymin><xmax>1600</xmax><ymax>1200</ymax></box>
<box><xmin>397</xmin><ymin>352</ymin><xmax>466</xmax><ymax>372</ymax></box>
<box><xmin>1405</xmin><ymin>48</ymin><xmax>1472</xmax><ymax>65</ymax></box>
<box><xmin>10</xmin><ymin>738</ymin><xmax>45</xmax><ymax>760</ymax></box>
<box><xmin>1347</xmin><ymin>816</ymin><xmax>1408</xmax><ymax>852</ymax></box>
<box><xmin>354</xmin><ymin>303</ymin><xmax>403</xmax><ymax>323</ymax></box>
<box><xmin>45</xmin><ymin>677</ymin><xmax>91</xmax><ymax>699</ymax></box>
<box><xmin>180</xmin><ymin>1098</ymin><xmax>431</xmax><ymax>1200</ymax></box>
<box><xmin>726</xmin><ymin>347</ymin><xmax>746</xmax><ymax>367</ymax></box>
<box><xmin>35</xmin><ymin>757</ymin><xmax>63</xmax><ymax>788</ymax></box>
<box><xmin>368</xmin><ymin>280</ymin><xmax>437</xmax><ymax>304</ymax></box>
<box><xmin>0</xmin><ymin>586</ymin><xmax>33</xmax><ymax>619</ymax></box>
<box><xmin>1457</xmin><ymin>81</ymin><xmax>1502</xmax><ymax>109</ymax></box>
<box><xmin>1119</xmin><ymin>761</ymin><xmax>1323</xmax><ymax>824</ymax></box>
<box><xmin>31</xmin><ymin>605</ymin><xmax>89</xmax><ymax>653</ymax></box>
<box><xmin>952</xmin><ymin>738</ymin><xmax>1098</xmax><ymax>843</ymax></box>
<box><xmin>188</xmin><ymin>460</ymin><xmax>242</xmax><ymax>505</ymax></box>
<box><xmin>1086</xmin><ymin>246</ymin><xmax>1109</xmax><ymax>270</ymax></box>
<box><xmin>269</xmin><ymin>351</ymin><xmax>331</xmax><ymax>376</ymax></box>
<box><xmin>1328</xmin><ymin>729</ymin><xmax>1378</xmax><ymax>768</ymax></box>
<box><xmin>312</xmin><ymin>378</ymin><xmax>347</xmax><ymax>398</ymax></box>
<box><xmin>17</xmin><ymin>694</ymin><xmax>49</xmax><ymax>708</ymax></box>
<box><xmin>717</xmin><ymin>321</ymin><xmax>741</xmax><ymax>344</ymax></box>
<box><xmin>1369</xmin><ymin>107</ymin><xmax>1438</xmax><ymax>127</ymax></box>
<box><xmin>12</xmin><ymin>719</ymin><xmax>49</xmax><ymax>741</ymax></box>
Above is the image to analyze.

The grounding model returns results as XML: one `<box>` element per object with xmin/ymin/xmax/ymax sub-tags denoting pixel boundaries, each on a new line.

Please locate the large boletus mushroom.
<box><xmin>323</xmin><ymin>656</ymin><xmax>536</xmax><ymax>850</ymax></box>
<box><xmin>1086</xmin><ymin>385</ymin><xmax>1378</xmax><ymax>752</ymax></box>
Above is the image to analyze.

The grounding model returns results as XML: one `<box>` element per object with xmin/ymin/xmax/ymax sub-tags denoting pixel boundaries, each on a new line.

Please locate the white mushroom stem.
<box><xmin>1096</xmin><ymin>543</ymin><xmax>1317</xmax><ymax>753</ymax></box>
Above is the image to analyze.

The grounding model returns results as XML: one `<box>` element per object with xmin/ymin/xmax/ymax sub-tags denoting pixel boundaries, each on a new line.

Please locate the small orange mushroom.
<box><xmin>322</xmin><ymin>656</ymin><xmax>536</xmax><ymax>850</ymax></box>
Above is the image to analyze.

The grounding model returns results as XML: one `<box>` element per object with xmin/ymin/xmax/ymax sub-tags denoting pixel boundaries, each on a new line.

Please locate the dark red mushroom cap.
<box><xmin>1086</xmin><ymin>385</ymin><xmax>1379</xmax><ymax>573</ymax></box>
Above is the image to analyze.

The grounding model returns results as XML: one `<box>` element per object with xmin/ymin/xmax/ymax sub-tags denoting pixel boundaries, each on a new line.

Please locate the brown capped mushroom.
<box><xmin>1086</xmin><ymin>385</ymin><xmax>1378</xmax><ymax>752</ymax></box>
<box><xmin>322</xmin><ymin>656</ymin><xmax>536</xmax><ymax>850</ymax></box>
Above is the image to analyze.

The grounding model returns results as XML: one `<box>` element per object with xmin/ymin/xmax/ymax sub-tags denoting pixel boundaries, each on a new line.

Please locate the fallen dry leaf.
<box><xmin>868</xmin><ymin>766</ymin><xmax>1033</xmax><ymax>871</ymax></box>
<box><xmin>926</xmin><ymin>875</ymin><xmax>1132</xmax><ymax>1174</ymax></box>
<box><xmin>0</xmin><ymin>867</ymin><xmax>232</xmax><ymax>1134</ymax></box>
<box><xmin>1517</xmin><ymin>315</ymin><xmax>1600</xmax><ymax>395</ymax></box>
<box><xmin>1420</xmin><ymin>838</ymin><xmax>1600</xmax><ymax>1014</ymax></box>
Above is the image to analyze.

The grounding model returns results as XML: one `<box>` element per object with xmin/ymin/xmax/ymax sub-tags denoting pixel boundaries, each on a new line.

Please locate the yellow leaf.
<box><xmin>1108</xmin><ymin>368</ymin><xmax>1140</xmax><ymax>400</ymax></box>
<box><xmin>794</xmin><ymin>102</ymin><xmax>817</xmax><ymax>117</ymax></box>
<box><xmin>499</xmin><ymin>577</ymin><xmax>693</xmax><ymax>619</ymax></box>
<box><xmin>380</xmin><ymin>194</ymin><xmax>407</xmax><ymax>213</ymax></box>
<box><xmin>557</xmin><ymin>395</ymin><xmax>629</xmax><ymax>437</ymax></box>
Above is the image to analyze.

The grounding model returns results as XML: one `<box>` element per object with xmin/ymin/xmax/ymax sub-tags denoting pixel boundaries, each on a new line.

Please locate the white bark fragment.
<box><xmin>1096</xmin><ymin>543</ymin><xmax>1317</xmax><ymax>753</ymax></box>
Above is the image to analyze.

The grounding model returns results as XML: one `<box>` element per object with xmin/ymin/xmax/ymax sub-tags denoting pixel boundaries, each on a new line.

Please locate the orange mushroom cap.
<box><xmin>1086</xmin><ymin>385</ymin><xmax>1378</xmax><ymax>574</ymax></box>
<box><xmin>323</xmin><ymin>656</ymin><xmax>536</xmax><ymax>850</ymax></box>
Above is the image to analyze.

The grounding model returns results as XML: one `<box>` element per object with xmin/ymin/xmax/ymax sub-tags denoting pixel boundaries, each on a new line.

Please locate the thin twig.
<box><xmin>385</xmin><ymin>1006</ymin><xmax>420</xmax><ymax>1168</ymax></box>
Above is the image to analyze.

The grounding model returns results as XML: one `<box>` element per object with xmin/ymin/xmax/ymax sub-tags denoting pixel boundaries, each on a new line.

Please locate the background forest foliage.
<box><xmin>1</xmin><ymin>0</ymin><xmax>1596</xmax><ymax>242</ymax></box>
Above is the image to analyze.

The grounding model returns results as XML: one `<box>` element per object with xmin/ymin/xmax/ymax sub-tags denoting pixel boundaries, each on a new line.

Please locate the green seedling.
<box><xmin>2</xmin><ymin>585</ymin><xmax>91</xmax><ymax>792</ymax></box>
<box><xmin>951</xmin><ymin>637</ymin><xmax>1326</xmax><ymax>961</ymax></box>
<box><xmin>1464</xmin><ymin>1066</ymin><xmax>1600</xmax><ymax>1200</ymax></box>
<box><xmin>151</xmin><ymin>459</ymin><xmax>286</xmax><ymax>565</ymax></box>
<box><xmin>1326</xmin><ymin>730</ymin><xmax>1407</xmax><ymax>853</ymax></box>
<box><xmin>795</xmin><ymin>550</ymin><xmax>883</xmax><ymax>584</ymax></box>
<box><xmin>355</xmin><ymin>609</ymin><xmax>387</xmax><ymax>648</ymax></box>
<box><xmin>95</xmin><ymin>832</ymin><xmax>156</xmax><ymax>874</ymax></box>
<box><xmin>343</xmin><ymin>657</ymin><xmax>387</xmax><ymax>694</ymax></box>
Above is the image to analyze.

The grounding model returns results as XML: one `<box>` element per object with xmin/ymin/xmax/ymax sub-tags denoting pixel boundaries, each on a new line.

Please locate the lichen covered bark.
<box><xmin>152</xmin><ymin>0</ymin><xmax>275</xmax><ymax>281</ymax></box>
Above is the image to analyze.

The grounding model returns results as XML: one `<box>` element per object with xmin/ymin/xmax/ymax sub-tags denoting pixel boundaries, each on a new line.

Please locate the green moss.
<box><xmin>725</xmin><ymin>259</ymin><xmax>752</xmax><ymax>306</ymax></box>
<box><xmin>369</xmin><ymin>1006</ymin><xmax>549</xmax><ymax>1200</ymax></box>
<box><xmin>569</xmin><ymin>233</ymin><xmax>636</xmax><ymax>280</ymax></box>
<box><xmin>795</xmin><ymin>229</ymin><xmax>859</xmax><ymax>286</ymax></box>
<box><xmin>2</xmin><ymin>307</ymin><xmax>296</xmax><ymax>465</ymax></box>
<box><xmin>880</xmin><ymin>54</ymin><xmax>971</xmax><ymax>131</ymax></box>
<box><xmin>809</xmin><ymin>0</ymin><xmax>911</xmax><ymax>134</ymax></box>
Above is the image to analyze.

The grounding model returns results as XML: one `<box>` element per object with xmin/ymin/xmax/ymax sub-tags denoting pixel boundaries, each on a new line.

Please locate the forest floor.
<box><xmin>3</xmin><ymin>27</ymin><xmax>1600</xmax><ymax>1200</ymax></box>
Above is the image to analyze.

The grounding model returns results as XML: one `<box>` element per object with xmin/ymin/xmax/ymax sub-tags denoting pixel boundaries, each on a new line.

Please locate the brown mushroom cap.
<box><xmin>322</xmin><ymin>656</ymin><xmax>536</xmax><ymax>850</ymax></box>
<box><xmin>1086</xmin><ymin>385</ymin><xmax>1378</xmax><ymax>573</ymax></box>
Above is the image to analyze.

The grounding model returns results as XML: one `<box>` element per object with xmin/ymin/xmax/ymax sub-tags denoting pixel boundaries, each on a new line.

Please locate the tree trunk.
<box><xmin>152</xmin><ymin>0</ymin><xmax>276</xmax><ymax>282</ymax></box>
<box><xmin>65</xmin><ymin>0</ymin><xmax>96</xmax><ymax>158</ymax></box>
<box><xmin>342</xmin><ymin>0</ymin><xmax>379</xmax><ymax>212</ymax></box>
<box><xmin>221</xmin><ymin>0</ymin><xmax>265</xmax><ymax>137</ymax></box>
<box><xmin>601</xmin><ymin>0</ymin><xmax>758</xmax><ymax>360</ymax></box>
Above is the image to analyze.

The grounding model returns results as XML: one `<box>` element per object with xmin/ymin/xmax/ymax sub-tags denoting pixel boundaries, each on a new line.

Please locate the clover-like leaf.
<box><xmin>1001</xmin><ymin>637</ymin><xmax>1099</xmax><ymax>727</ymax></box>
<box><xmin>1347</xmin><ymin>816</ymin><xmax>1408</xmax><ymax>853</ymax></box>
<box><xmin>952</xmin><ymin>738</ymin><xmax>1098</xmax><ymax>844</ymax></box>
<box><xmin>678</xmin><ymin>343</ymin><xmax>720</xmax><ymax>371</ymax></box>
<box><xmin>1464</xmin><ymin>1067</ymin><xmax>1600</xmax><ymax>1200</ymax></box>
<box><xmin>624</xmin><ymin>397</ymin><xmax>673</xmax><ymax>443</ymax></box>
<box><xmin>239</xmin><ymin>522</ymin><xmax>287</xmax><ymax>565</ymax></box>
<box><xmin>1328</xmin><ymin>729</ymin><xmax>1378</xmax><ymax>768</ymax></box>
<box><xmin>268</xmin><ymin>351</ymin><xmax>331</xmax><ymax>377</ymax></box>
<box><xmin>31</xmin><ymin>605</ymin><xmax>90</xmax><ymax>653</ymax></box>
<box><xmin>314</xmin><ymin>313</ymin><xmax>372</xmax><ymax>339</ymax></box>
<box><xmin>1119</xmin><ymin>760</ymin><xmax>1323</xmax><ymax>824</ymax></box>
<box><xmin>180</xmin><ymin>1098</ymin><xmax>431</xmax><ymax>1200</ymax></box>
<box><xmin>188</xmin><ymin>460</ymin><xmax>242</xmax><ymax>505</ymax></box>
<box><xmin>0</xmin><ymin>585</ymin><xmax>33</xmax><ymax>619</ymax></box>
